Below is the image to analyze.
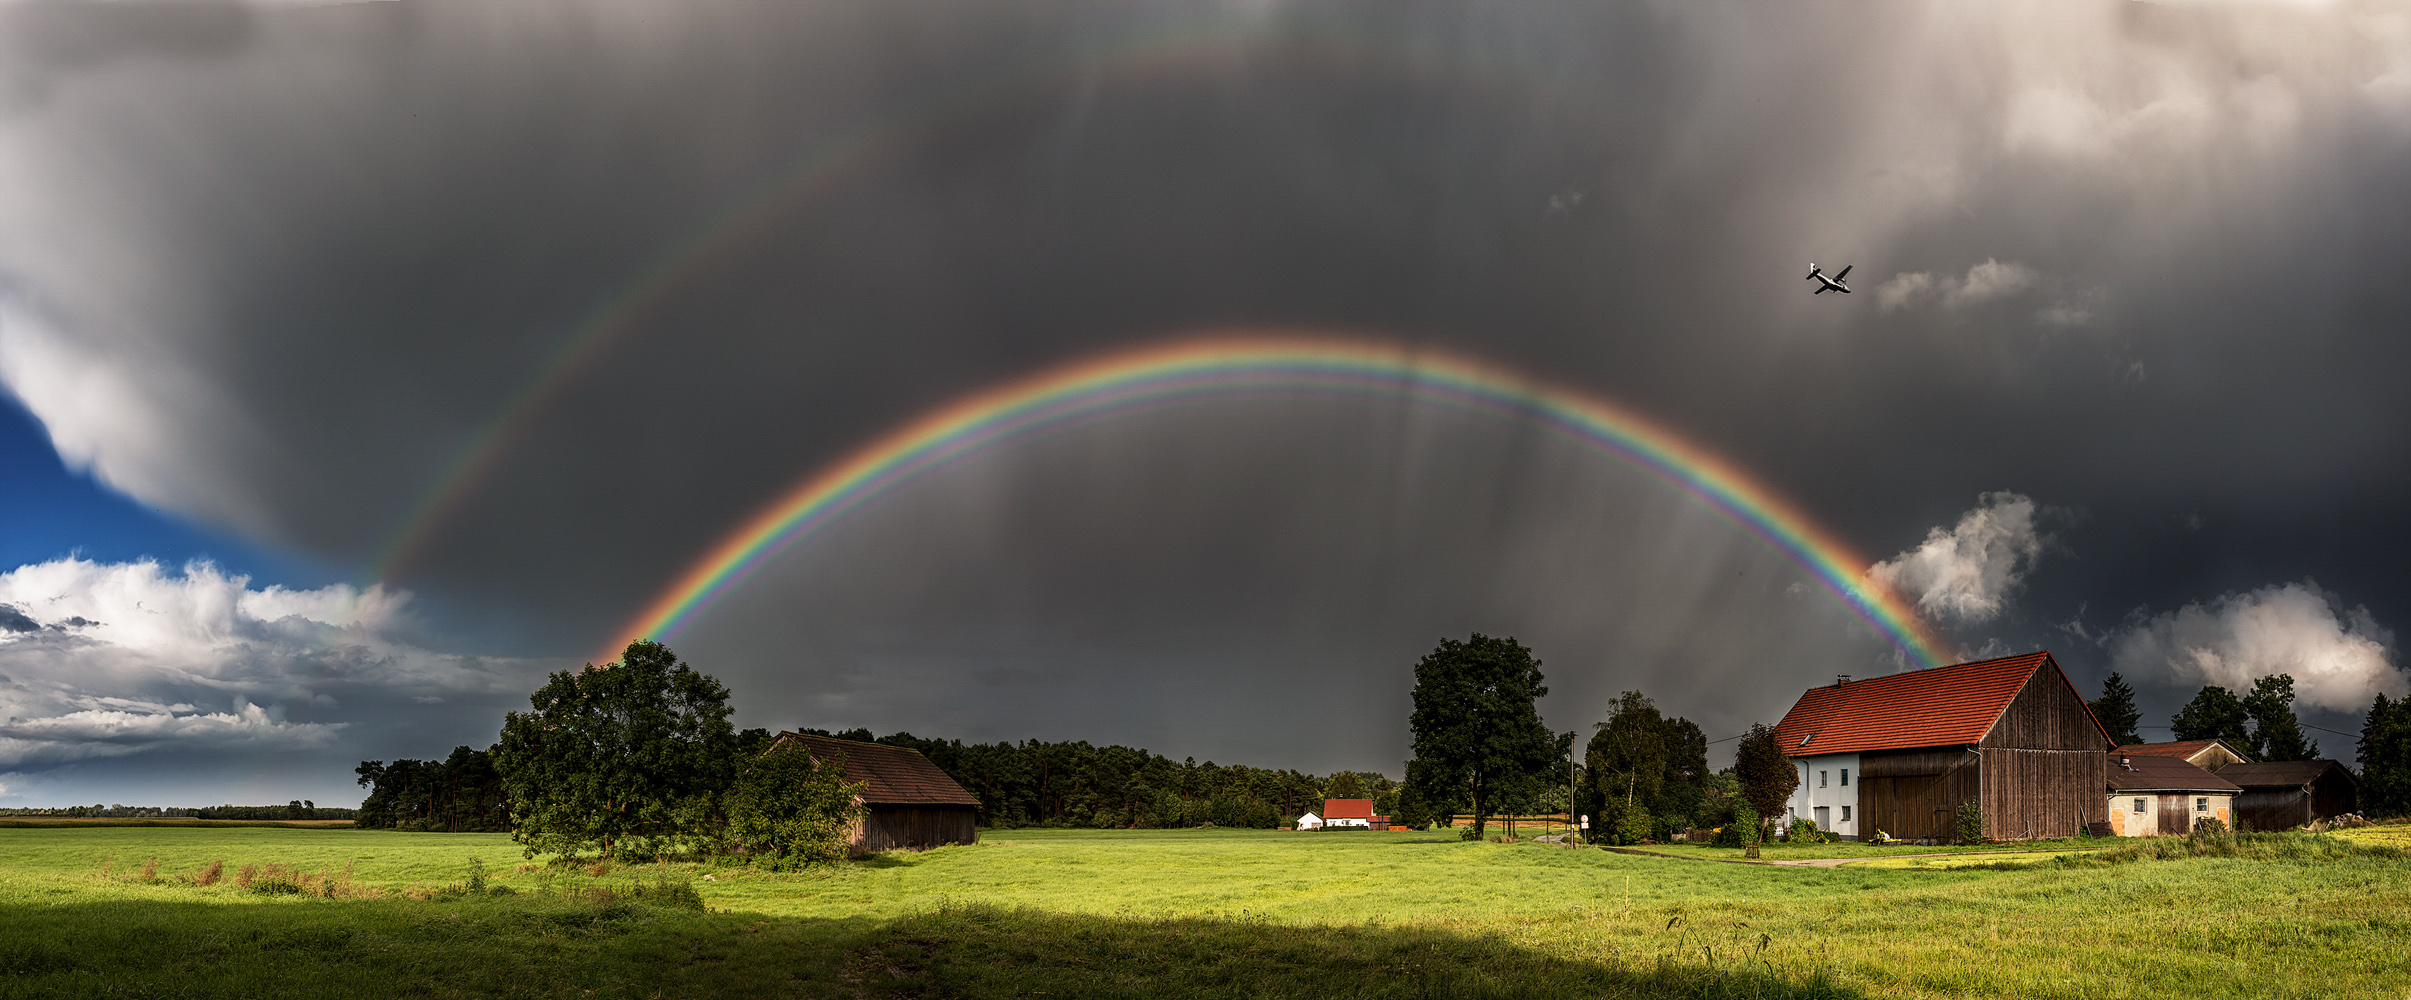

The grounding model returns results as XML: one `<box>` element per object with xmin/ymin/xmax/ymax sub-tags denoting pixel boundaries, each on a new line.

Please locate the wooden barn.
<box><xmin>2218</xmin><ymin>760</ymin><xmax>2360</xmax><ymax>830</ymax></box>
<box><xmin>775</xmin><ymin>733</ymin><xmax>980</xmax><ymax>854</ymax></box>
<box><xmin>2115</xmin><ymin>738</ymin><xmax>2250</xmax><ymax>773</ymax></box>
<box><xmin>2106</xmin><ymin>753</ymin><xmax>2239</xmax><ymax>836</ymax></box>
<box><xmin>1773</xmin><ymin>652</ymin><xmax>2114</xmax><ymax>842</ymax></box>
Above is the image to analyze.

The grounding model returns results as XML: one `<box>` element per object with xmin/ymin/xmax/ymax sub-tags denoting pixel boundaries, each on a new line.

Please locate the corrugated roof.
<box><xmin>1773</xmin><ymin>652</ymin><xmax>2093</xmax><ymax>756</ymax></box>
<box><xmin>776</xmin><ymin>733</ymin><xmax>981</xmax><ymax>807</ymax></box>
<box><xmin>2215</xmin><ymin>760</ymin><xmax>2356</xmax><ymax>790</ymax></box>
<box><xmin>1322</xmin><ymin>798</ymin><xmax>1376</xmax><ymax>820</ymax></box>
<box><xmin>2107</xmin><ymin>754</ymin><xmax>2241</xmax><ymax>793</ymax></box>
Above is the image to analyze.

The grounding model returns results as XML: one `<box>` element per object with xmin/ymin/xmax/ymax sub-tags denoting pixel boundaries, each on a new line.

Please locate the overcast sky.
<box><xmin>4</xmin><ymin>0</ymin><xmax>2408</xmax><ymax>807</ymax></box>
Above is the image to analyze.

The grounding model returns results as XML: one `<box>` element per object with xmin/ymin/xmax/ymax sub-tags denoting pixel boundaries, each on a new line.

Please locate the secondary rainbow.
<box><xmin>601</xmin><ymin>334</ymin><xmax>1947</xmax><ymax>668</ymax></box>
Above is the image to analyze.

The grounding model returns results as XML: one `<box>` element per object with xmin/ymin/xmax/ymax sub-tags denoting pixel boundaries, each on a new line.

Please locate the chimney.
<box><xmin>1835</xmin><ymin>674</ymin><xmax>1851</xmax><ymax>687</ymax></box>
<box><xmin>2120</xmin><ymin>754</ymin><xmax>2132</xmax><ymax>771</ymax></box>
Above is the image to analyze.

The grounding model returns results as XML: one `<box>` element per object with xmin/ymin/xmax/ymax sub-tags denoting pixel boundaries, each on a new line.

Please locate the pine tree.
<box><xmin>2089</xmin><ymin>672</ymin><xmax>2144</xmax><ymax>748</ymax></box>
<box><xmin>2358</xmin><ymin>693</ymin><xmax>2410</xmax><ymax>816</ymax></box>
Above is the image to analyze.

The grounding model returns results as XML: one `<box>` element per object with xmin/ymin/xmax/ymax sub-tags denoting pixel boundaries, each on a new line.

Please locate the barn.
<box><xmin>2106</xmin><ymin>753</ymin><xmax>2239</xmax><ymax>836</ymax></box>
<box><xmin>1772</xmin><ymin>652</ymin><xmax>2114</xmax><ymax>842</ymax></box>
<box><xmin>774</xmin><ymin>732</ymin><xmax>981</xmax><ymax>854</ymax></box>
<box><xmin>2218</xmin><ymin>760</ymin><xmax>2360</xmax><ymax>830</ymax></box>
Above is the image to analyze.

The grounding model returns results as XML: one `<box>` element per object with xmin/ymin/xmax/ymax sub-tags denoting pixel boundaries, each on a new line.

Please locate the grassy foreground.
<box><xmin>1</xmin><ymin>825</ymin><xmax>2406</xmax><ymax>998</ymax></box>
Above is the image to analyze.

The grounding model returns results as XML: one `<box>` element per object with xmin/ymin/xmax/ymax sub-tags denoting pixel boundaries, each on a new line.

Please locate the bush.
<box><xmin>1458</xmin><ymin>826</ymin><xmax>1482</xmax><ymax>841</ymax></box>
<box><xmin>1787</xmin><ymin>818</ymin><xmax>1829</xmax><ymax>844</ymax></box>
<box><xmin>1710</xmin><ymin>823</ymin><xmax>1748</xmax><ymax>848</ymax></box>
<box><xmin>1955</xmin><ymin>801</ymin><xmax>1985</xmax><ymax>844</ymax></box>
<box><xmin>725</xmin><ymin>739</ymin><xmax>864</xmax><ymax>869</ymax></box>
<box><xmin>2191</xmin><ymin>815</ymin><xmax>2229</xmax><ymax>836</ymax></box>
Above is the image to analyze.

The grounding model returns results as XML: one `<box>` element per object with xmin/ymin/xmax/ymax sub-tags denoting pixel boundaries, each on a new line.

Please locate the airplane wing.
<box><xmin>1834</xmin><ymin>265</ymin><xmax>1852</xmax><ymax>280</ymax></box>
<box><xmin>1813</xmin><ymin>286</ymin><xmax>1827</xmax><ymax>294</ymax></box>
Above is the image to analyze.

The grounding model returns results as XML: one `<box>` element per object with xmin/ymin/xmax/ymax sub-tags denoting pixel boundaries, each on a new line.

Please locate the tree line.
<box><xmin>2083</xmin><ymin>671</ymin><xmax>2321</xmax><ymax>760</ymax></box>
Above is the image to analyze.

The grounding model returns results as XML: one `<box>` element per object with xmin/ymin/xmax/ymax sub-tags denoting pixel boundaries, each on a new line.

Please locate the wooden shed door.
<box><xmin>2158</xmin><ymin>794</ymin><xmax>2188</xmax><ymax>835</ymax></box>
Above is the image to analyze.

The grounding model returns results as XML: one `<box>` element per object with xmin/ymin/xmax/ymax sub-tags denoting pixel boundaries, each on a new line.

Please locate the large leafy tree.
<box><xmin>1732</xmin><ymin>722</ymin><xmax>1797</xmax><ymax>843</ymax></box>
<box><xmin>2089</xmin><ymin>672</ymin><xmax>2144</xmax><ymax>748</ymax></box>
<box><xmin>2243</xmin><ymin>674</ymin><xmax>2318</xmax><ymax>761</ymax></box>
<box><xmin>1585</xmin><ymin>691</ymin><xmax>1666</xmax><ymax>844</ymax></box>
<box><xmin>1405</xmin><ymin>634</ymin><xmax>1564</xmax><ymax>839</ymax></box>
<box><xmin>2171</xmin><ymin>685</ymin><xmax>2254</xmax><ymax>755</ymax></box>
<box><xmin>2358</xmin><ymin>694</ymin><xmax>2410</xmax><ymax>816</ymax></box>
<box><xmin>494</xmin><ymin>640</ymin><xmax>738</xmax><ymax>859</ymax></box>
<box><xmin>725</xmin><ymin>739</ymin><xmax>864</xmax><ymax>868</ymax></box>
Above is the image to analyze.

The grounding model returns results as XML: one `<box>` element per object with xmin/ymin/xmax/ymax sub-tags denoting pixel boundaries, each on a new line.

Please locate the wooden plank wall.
<box><xmin>2234</xmin><ymin>789</ymin><xmax>2308</xmax><ymax>831</ymax></box>
<box><xmin>1977</xmin><ymin>662</ymin><xmax>2113</xmax><ymax>839</ymax></box>
<box><xmin>1859</xmin><ymin>748</ymin><xmax>1977</xmax><ymax>840</ymax></box>
<box><xmin>854</xmin><ymin>805</ymin><xmax>979</xmax><ymax>854</ymax></box>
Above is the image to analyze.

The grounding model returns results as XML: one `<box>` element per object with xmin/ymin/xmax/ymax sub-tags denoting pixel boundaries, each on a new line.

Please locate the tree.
<box><xmin>1328</xmin><ymin>771</ymin><xmax>1366</xmax><ymax>799</ymax></box>
<box><xmin>2358</xmin><ymin>693</ymin><xmax>2411</xmax><ymax>816</ymax></box>
<box><xmin>1586</xmin><ymin>691</ymin><xmax>1668</xmax><ymax>845</ymax></box>
<box><xmin>1732</xmin><ymin>723</ymin><xmax>1797</xmax><ymax>843</ymax></box>
<box><xmin>725</xmin><ymin>739</ymin><xmax>864</xmax><ymax>868</ymax></box>
<box><xmin>2171</xmin><ymin>686</ymin><xmax>2253</xmax><ymax>754</ymax></box>
<box><xmin>2089</xmin><ymin>672</ymin><xmax>2144</xmax><ymax>748</ymax></box>
<box><xmin>2244</xmin><ymin>674</ymin><xmax>2317</xmax><ymax>761</ymax></box>
<box><xmin>1654</xmin><ymin>716</ymin><xmax>1711</xmax><ymax>837</ymax></box>
<box><xmin>494</xmin><ymin>640</ymin><xmax>738</xmax><ymax>859</ymax></box>
<box><xmin>1405</xmin><ymin>634</ymin><xmax>1564</xmax><ymax>839</ymax></box>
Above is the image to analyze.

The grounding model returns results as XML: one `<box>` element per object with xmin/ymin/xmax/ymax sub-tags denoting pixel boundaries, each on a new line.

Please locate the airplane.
<box><xmin>1806</xmin><ymin>263</ymin><xmax>1852</xmax><ymax>294</ymax></box>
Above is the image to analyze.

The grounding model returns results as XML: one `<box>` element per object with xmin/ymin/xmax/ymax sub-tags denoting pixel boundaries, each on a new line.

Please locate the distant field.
<box><xmin>0</xmin><ymin>817</ymin><xmax>353</xmax><ymax>829</ymax></box>
<box><xmin>2</xmin><ymin>824</ymin><xmax>2406</xmax><ymax>998</ymax></box>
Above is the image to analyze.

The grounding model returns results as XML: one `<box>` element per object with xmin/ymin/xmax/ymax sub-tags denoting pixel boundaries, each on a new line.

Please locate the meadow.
<box><xmin>1</xmin><ymin>825</ymin><xmax>2406</xmax><ymax>998</ymax></box>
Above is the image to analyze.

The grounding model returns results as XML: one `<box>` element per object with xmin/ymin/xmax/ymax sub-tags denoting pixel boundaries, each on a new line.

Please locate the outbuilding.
<box><xmin>1772</xmin><ymin>651</ymin><xmax>2113</xmax><ymax>842</ymax></box>
<box><xmin>2106</xmin><ymin>753</ymin><xmax>2239</xmax><ymax>836</ymax></box>
<box><xmin>2218</xmin><ymin>760</ymin><xmax>2360</xmax><ymax>830</ymax></box>
<box><xmin>1296</xmin><ymin>811</ymin><xmax>1324</xmax><ymax>830</ymax></box>
<box><xmin>772</xmin><ymin>733</ymin><xmax>981</xmax><ymax>854</ymax></box>
<box><xmin>2115</xmin><ymin>739</ymin><xmax>2250</xmax><ymax>773</ymax></box>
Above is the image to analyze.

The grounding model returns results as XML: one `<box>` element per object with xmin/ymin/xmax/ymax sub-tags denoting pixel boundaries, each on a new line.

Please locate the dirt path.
<box><xmin>1596</xmin><ymin>845</ymin><xmax>2089</xmax><ymax>868</ymax></box>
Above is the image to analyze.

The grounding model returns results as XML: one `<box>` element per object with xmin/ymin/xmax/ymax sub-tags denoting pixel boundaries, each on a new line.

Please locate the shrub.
<box><xmin>1955</xmin><ymin>801</ymin><xmax>1985</xmax><ymax>844</ymax></box>
<box><xmin>1710</xmin><ymin>824</ymin><xmax>1748</xmax><ymax>848</ymax></box>
<box><xmin>193</xmin><ymin>860</ymin><xmax>224</xmax><ymax>887</ymax></box>
<box><xmin>2192</xmin><ymin>816</ymin><xmax>2229</xmax><ymax>836</ymax></box>
<box><xmin>1787</xmin><ymin>818</ymin><xmax>1829</xmax><ymax>844</ymax></box>
<box><xmin>724</xmin><ymin>739</ymin><xmax>865</xmax><ymax>869</ymax></box>
<box><xmin>1458</xmin><ymin>826</ymin><xmax>1482</xmax><ymax>841</ymax></box>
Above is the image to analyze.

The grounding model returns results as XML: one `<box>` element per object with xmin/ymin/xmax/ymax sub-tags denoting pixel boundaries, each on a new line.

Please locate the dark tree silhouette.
<box><xmin>1405</xmin><ymin>634</ymin><xmax>1563</xmax><ymax>839</ymax></box>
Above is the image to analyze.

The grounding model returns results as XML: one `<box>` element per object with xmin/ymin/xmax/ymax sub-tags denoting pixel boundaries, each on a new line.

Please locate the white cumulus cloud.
<box><xmin>1868</xmin><ymin>492</ymin><xmax>2049</xmax><ymax>623</ymax></box>
<box><xmin>2108</xmin><ymin>581</ymin><xmax>2406</xmax><ymax>712</ymax></box>
<box><xmin>0</xmin><ymin>557</ymin><xmax>533</xmax><ymax>771</ymax></box>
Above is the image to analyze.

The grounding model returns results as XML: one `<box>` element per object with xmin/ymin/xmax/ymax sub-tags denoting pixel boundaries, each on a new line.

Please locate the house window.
<box><xmin>2197</xmin><ymin>798</ymin><xmax>2209</xmax><ymax>812</ymax></box>
<box><xmin>1841</xmin><ymin>805</ymin><xmax>1852</xmax><ymax>822</ymax></box>
<box><xmin>2132</xmin><ymin>798</ymin><xmax>2147</xmax><ymax>814</ymax></box>
<box><xmin>1840</xmin><ymin>768</ymin><xmax>1849</xmax><ymax>786</ymax></box>
<box><xmin>1819</xmin><ymin>770</ymin><xmax>1828</xmax><ymax>788</ymax></box>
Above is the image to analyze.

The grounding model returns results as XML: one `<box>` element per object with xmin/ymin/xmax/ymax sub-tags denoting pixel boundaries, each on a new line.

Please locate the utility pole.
<box><xmin>1567</xmin><ymin>731</ymin><xmax>1578</xmax><ymax>847</ymax></box>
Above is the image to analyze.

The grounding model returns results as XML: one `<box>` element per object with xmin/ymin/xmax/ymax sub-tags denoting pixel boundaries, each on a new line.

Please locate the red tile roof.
<box><xmin>1322</xmin><ymin>798</ymin><xmax>1376</xmax><ymax>820</ymax></box>
<box><xmin>776</xmin><ymin>733</ymin><xmax>981</xmax><ymax>807</ymax></box>
<box><xmin>2107</xmin><ymin>754</ymin><xmax>2241</xmax><ymax>793</ymax></box>
<box><xmin>1773</xmin><ymin>652</ymin><xmax>2105</xmax><ymax>756</ymax></box>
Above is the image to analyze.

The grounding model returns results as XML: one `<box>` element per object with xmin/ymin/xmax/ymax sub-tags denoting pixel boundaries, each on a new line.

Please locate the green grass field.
<box><xmin>2</xmin><ymin>825</ymin><xmax>2406</xmax><ymax>998</ymax></box>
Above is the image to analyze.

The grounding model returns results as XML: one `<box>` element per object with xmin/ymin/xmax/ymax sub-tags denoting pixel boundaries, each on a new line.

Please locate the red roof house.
<box><xmin>1318</xmin><ymin>798</ymin><xmax>1388</xmax><ymax>829</ymax></box>
<box><xmin>2115</xmin><ymin>739</ymin><xmax>2250</xmax><ymax>773</ymax></box>
<box><xmin>1771</xmin><ymin>652</ymin><xmax>2114</xmax><ymax>842</ymax></box>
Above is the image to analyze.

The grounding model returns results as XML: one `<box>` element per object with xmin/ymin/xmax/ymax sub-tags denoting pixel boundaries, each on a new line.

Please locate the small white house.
<box><xmin>1784</xmin><ymin>752</ymin><xmax>1861</xmax><ymax>840</ymax></box>
<box><xmin>1296</xmin><ymin>811</ymin><xmax>1324</xmax><ymax>830</ymax></box>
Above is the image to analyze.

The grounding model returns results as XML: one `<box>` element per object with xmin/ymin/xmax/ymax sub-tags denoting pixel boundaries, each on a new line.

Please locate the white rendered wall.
<box><xmin>1785</xmin><ymin>753</ymin><xmax>1861</xmax><ymax>839</ymax></box>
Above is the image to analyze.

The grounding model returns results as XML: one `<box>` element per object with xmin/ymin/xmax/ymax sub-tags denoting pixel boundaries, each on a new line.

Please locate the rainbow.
<box><xmin>600</xmin><ymin>334</ymin><xmax>1947</xmax><ymax>668</ymax></box>
<box><xmin>367</xmin><ymin>24</ymin><xmax>1574</xmax><ymax>583</ymax></box>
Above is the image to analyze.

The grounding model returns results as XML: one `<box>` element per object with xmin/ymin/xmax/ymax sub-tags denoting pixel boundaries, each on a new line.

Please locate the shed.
<box><xmin>2217</xmin><ymin>760</ymin><xmax>2360</xmax><ymax>830</ymax></box>
<box><xmin>773</xmin><ymin>732</ymin><xmax>980</xmax><ymax>854</ymax></box>
<box><xmin>1297</xmin><ymin>811</ymin><xmax>1324</xmax><ymax>830</ymax></box>
<box><xmin>2106</xmin><ymin>754</ymin><xmax>2240</xmax><ymax>836</ymax></box>
<box><xmin>2115</xmin><ymin>739</ymin><xmax>2250</xmax><ymax>773</ymax></box>
<box><xmin>1773</xmin><ymin>651</ymin><xmax>2113</xmax><ymax>842</ymax></box>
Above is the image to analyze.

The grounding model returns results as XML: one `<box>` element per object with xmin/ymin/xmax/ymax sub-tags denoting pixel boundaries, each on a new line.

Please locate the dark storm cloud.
<box><xmin>2</xmin><ymin>0</ymin><xmax>2409</xmax><ymax>784</ymax></box>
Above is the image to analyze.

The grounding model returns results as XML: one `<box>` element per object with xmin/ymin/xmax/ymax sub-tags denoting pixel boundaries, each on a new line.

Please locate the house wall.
<box><xmin>2105</xmin><ymin>792</ymin><xmax>2231</xmax><ymax>836</ymax></box>
<box><xmin>851</xmin><ymin>805</ymin><xmax>978</xmax><ymax>855</ymax></box>
<box><xmin>1784</xmin><ymin>753</ymin><xmax>1860</xmax><ymax>839</ymax></box>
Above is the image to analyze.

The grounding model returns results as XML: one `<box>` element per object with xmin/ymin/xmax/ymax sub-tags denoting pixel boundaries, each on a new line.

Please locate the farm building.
<box><xmin>2115</xmin><ymin>739</ymin><xmax>2250</xmax><ymax>773</ymax></box>
<box><xmin>1318</xmin><ymin>798</ymin><xmax>1388</xmax><ymax>829</ymax></box>
<box><xmin>2106</xmin><ymin>753</ymin><xmax>2239</xmax><ymax>836</ymax></box>
<box><xmin>1296</xmin><ymin>811</ymin><xmax>1323</xmax><ymax>830</ymax></box>
<box><xmin>1772</xmin><ymin>651</ymin><xmax>2114</xmax><ymax>842</ymax></box>
<box><xmin>773</xmin><ymin>732</ymin><xmax>980</xmax><ymax>854</ymax></box>
<box><xmin>2219</xmin><ymin>760</ymin><xmax>2360</xmax><ymax>830</ymax></box>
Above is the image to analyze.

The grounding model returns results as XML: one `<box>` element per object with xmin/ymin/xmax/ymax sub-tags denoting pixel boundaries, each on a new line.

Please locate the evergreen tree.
<box><xmin>2171</xmin><ymin>686</ymin><xmax>2254</xmax><ymax>755</ymax></box>
<box><xmin>2243</xmin><ymin>674</ymin><xmax>2317</xmax><ymax>761</ymax></box>
<box><xmin>2357</xmin><ymin>693</ymin><xmax>2411</xmax><ymax>816</ymax></box>
<box><xmin>2088</xmin><ymin>672</ymin><xmax>2144</xmax><ymax>748</ymax></box>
